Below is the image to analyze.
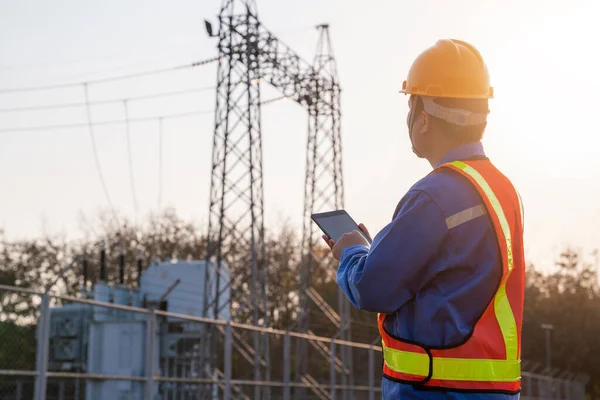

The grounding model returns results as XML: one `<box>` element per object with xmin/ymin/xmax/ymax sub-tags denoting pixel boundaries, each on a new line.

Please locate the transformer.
<box><xmin>48</xmin><ymin>259</ymin><xmax>230</xmax><ymax>400</ymax></box>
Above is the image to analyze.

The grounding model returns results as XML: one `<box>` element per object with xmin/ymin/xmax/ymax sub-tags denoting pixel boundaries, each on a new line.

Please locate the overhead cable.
<box><xmin>0</xmin><ymin>94</ymin><xmax>286</xmax><ymax>134</ymax></box>
<box><xmin>261</xmin><ymin>95</ymin><xmax>294</xmax><ymax>105</ymax></box>
<box><xmin>123</xmin><ymin>100</ymin><xmax>139</xmax><ymax>222</ymax></box>
<box><xmin>157</xmin><ymin>118</ymin><xmax>163</xmax><ymax>210</ymax></box>
<box><xmin>83</xmin><ymin>83</ymin><xmax>120</xmax><ymax>227</ymax></box>
<box><xmin>0</xmin><ymin>57</ymin><xmax>219</xmax><ymax>94</ymax></box>
<box><xmin>0</xmin><ymin>109</ymin><xmax>213</xmax><ymax>133</ymax></box>
<box><xmin>0</xmin><ymin>86</ymin><xmax>215</xmax><ymax>113</ymax></box>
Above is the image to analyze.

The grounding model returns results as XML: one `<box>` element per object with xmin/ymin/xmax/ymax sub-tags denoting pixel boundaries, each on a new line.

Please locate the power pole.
<box><xmin>203</xmin><ymin>1</ymin><xmax>347</xmax><ymax>398</ymax></box>
<box><xmin>203</xmin><ymin>0</ymin><xmax>269</xmax><ymax>398</ymax></box>
<box><xmin>541</xmin><ymin>323</ymin><xmax>554</xmax><ymax>397</ymax></box>
<box><xmin>296</xmin><ymin>24</ymin><xmax>352</xmax><ymax>400</ymax></box>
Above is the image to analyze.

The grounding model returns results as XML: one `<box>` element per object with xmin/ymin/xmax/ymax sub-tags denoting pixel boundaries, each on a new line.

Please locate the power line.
<box><xmin>0</xmin><ymin>86</ymin><xmax>215</xmax><ymax>113</ymax></box>
<box><xmin>0</xmin><ymin>95</ymin><xmax>287</xmax><ymax>134</ymax></box>
<box><xmin>158</xmin><ymin>118</ymin><xmax>163</xmax><ymax>210</ymax></box>
<box><xmin>0</xmin><ymin>57</ymin><xmax>219</xmax><ymax>94</ymax></box>
<box><xmin>84</xmin><ymin>83</ymin><xmax>119</xmax><ymax>228</ymax></box>
<box><xmin>0</xmin><ymin>109</ymin><xmax>213</xmax><ymax>134</ymax></box>
<box><xmin>123</xmin><ymin>100</ymin><xmax>138</xmax><ymax>223</ymax></box>
<box><xmin>261</xmin><ymin>95</ymin><xmax>293</xmax><ymax>105</ymax></box>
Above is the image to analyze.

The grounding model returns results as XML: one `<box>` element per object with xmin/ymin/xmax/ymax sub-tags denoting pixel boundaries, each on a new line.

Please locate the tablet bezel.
<box><xmin>311</xmin><ymin>209</ymin><xmax>372</xmax><ymax>244</ymax></box>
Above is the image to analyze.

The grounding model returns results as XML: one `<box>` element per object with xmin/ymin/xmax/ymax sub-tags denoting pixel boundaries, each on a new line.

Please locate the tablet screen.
<box><xmin>312</xmin><ymin>210</ymin><xmax>371</xmax><ymax>243</ymax></box>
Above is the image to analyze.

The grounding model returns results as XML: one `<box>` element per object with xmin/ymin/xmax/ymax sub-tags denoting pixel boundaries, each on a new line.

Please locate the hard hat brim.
<box><xmin>399</xmin><ymin>87</ymin><xmax>494</xmax><ymax>99</ymax></box>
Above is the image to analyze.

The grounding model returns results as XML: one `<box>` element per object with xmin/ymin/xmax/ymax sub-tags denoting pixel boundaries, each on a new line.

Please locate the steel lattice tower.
<box><xmin>295</xmin><ymin>24</ymin><xmax>354</xmax><ymax>400</ymax></box>
<box><xmin>203</xmin><ymin>0</ymin><xmax>351</xmax><ymax>398</ymax></box>
<box><xmin>203</xmin><ymin>1</ymin><xmax>270</xmax><ymax>399</ymax></box>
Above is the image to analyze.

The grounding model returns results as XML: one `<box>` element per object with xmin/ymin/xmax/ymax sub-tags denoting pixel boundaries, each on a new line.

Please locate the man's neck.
<box><xmin>426</xmin><ymin>146</ymin><xmax>454</xmax><ymax>169</ymax></box>
<box><xmin>426</xmin><ymin>141</ymin><xmax>484</xmax><ymax>169</ymax></box>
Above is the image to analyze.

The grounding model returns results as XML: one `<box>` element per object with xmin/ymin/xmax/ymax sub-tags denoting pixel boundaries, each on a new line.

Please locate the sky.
<box><xmin>1</xmin><ymin>0</ymin><xmax>599</xmax><ymax>271</ymax></box>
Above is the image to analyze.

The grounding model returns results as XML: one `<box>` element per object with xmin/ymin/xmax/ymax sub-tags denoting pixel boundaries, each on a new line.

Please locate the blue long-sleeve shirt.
<box><xmin>337</xmin><ymin>142</ymin><xmax>519</xmax><ymax>399</ymax></box>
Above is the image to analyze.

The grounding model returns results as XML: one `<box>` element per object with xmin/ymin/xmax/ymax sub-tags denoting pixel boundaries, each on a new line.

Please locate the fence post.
<box><xmin>16</xmin><ymin>381</ymin><xmax>23</xmax><ymax>400</ymax></box>
<box><xmin>75</xmin><ymin>377</ymin><xmax>80</xmax><ymax>400</ymax></box>
<box><xmin>224</xmin><ymin>321</ymin><xmax>232</xmax><ymax>400</ymax></box>
<box><xmin>330</xmin><ymin>338</ymin><xmax>336</xmax><ymax>400</ymax></box>
<box><xmin>145</xmin><ymin>310</ymin><xmax>156</xmax><ymax>400</ymax></box>
<box><xmin>283</xmin><ymin>332</ymin><xmax>291</xmax><ymax>400</ymax></box>
<box><xmin>34</xmin><ymin>293</ymin><xmax>51</xmax><ymax>400</ymax></box>
<box><xmin>368</xmin><ymin>345</ymin><xmax>375</xmax><ymax>400</ymax></box>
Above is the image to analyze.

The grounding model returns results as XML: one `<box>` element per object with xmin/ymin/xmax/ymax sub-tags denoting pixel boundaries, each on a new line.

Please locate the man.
<box><xmin>323</xmin><ymin>39</ymin><xmax>525</xmax><ymax>399</ymax></box>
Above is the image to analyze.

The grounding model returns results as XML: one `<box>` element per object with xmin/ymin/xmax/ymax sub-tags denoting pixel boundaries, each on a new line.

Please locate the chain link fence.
<box><xmin>0</xmin><ymin>284</ymin><xmax>588</xmax><ymax>400</ymax></box>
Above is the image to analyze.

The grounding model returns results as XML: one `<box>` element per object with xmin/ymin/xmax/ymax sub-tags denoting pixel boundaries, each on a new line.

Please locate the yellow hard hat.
<box><xmin>400</xmin><ymin>39</ymin><xmax>494</xmax><ymax>99</ymax></box>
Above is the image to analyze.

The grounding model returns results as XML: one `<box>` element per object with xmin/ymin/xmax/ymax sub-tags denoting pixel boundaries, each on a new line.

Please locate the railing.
<box><xmin>0</xmin><ymin>284</ymin><xmax>587</xmax><ymax>400</ymax></box>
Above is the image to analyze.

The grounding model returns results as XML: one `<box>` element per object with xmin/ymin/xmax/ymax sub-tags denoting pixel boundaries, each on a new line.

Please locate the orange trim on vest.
<box><xmin>378</xmin><ymin>159</ymin><xmax>525</xmax><ymax>393</ymax></box>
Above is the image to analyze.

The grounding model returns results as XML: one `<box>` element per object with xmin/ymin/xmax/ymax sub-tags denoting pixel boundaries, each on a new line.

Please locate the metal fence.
<box><xmin>0</xmin><ymin>284</ymin><xmax>588</xmax><ymax>400</ymax></box>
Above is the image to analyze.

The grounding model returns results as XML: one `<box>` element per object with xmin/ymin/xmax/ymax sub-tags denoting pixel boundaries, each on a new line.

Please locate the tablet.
<box><xmin>311</xmin><ymin>210</ymin><xmax>372</xmax><ymax>244</ymax></box>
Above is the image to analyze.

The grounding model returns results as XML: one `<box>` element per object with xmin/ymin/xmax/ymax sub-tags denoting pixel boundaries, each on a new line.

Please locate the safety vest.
<box><xmin>378</xmin><ymin>159</ymin><xmax>525</xmax><ymax>394</ymax></box>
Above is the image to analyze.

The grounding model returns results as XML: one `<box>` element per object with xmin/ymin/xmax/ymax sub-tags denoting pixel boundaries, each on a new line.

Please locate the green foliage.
<box><xmin>1</xmin><ymin>212</ymin><xmax>598</xmax><ymax>396</ymax></box>
<box><xmin>523</xmin><ymin>249</ymin><xmax>600</xmax><ymax>398</ymax></box>
<box><xmin>0</xmin><ymin>321</ymin><xmax>36</xmax><ymax>370</ymax></box>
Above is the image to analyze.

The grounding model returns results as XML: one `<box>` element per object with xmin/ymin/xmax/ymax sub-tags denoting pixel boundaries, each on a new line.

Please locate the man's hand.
<box><xmin>322</xmin><ymin>223</ymin><xmax>371</xmax><ymax>261</ymax></box>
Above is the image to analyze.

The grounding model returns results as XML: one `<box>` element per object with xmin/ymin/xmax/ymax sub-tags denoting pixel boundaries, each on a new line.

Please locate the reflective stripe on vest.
<box><xmin>382</xmin><ymin>346</ymin><xmax>521</xmax><ymax>382</ymax></box>
<box><xmin>451</xmin><ymin>161</ymin><xmax>519</xmax><ymax>362</ymax></box>
<box><xmin>380</xmin><ymin>160</ymin><xmax>522</xmax><ymax>385</ymax></box>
